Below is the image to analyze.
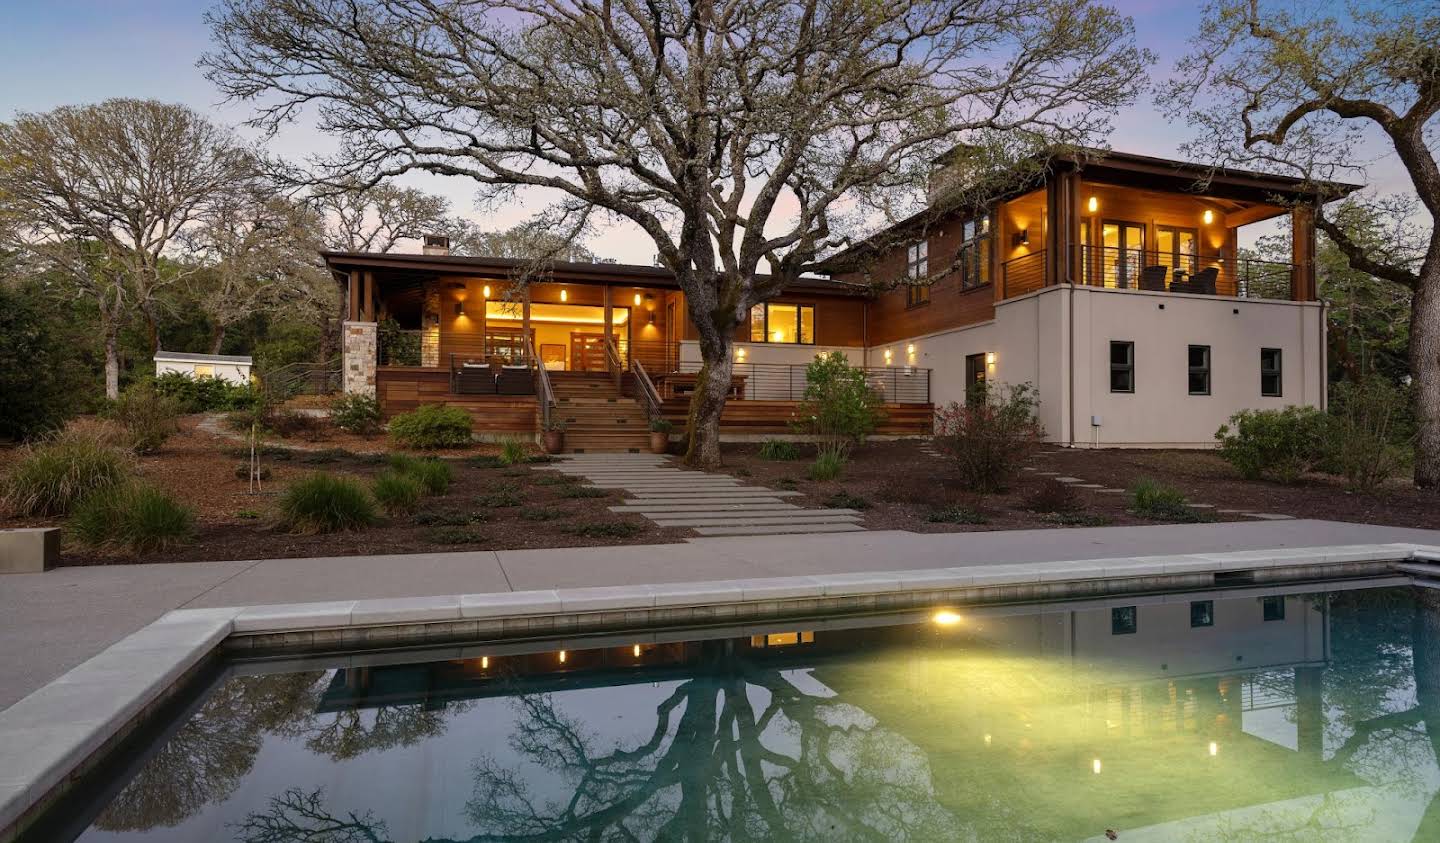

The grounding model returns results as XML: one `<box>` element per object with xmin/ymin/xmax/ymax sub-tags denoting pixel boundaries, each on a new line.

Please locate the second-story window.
<box><xmin>958</xmin><ymin>214</ymin><xmax>992</xmax><ymax>289</ymax></box>
<box><xmin>906</xmin><ymin>240</ymin><xmax>929</xmax><ymax>307</ymax></box>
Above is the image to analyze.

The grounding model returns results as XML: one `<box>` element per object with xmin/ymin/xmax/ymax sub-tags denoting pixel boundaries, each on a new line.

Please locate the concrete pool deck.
<box><xmin>4</xmin><ymin>525</ymin><xmax>1440</xmax><ymax>839</ymax></box>
<box><xmin>4</xmin><ymin>518</ymin><xmax>1440</xmax><ymax>712</ymax></box>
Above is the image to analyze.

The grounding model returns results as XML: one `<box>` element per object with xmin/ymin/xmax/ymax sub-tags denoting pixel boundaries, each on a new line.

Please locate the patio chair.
<box><xmin>1191</xmin><ymin>266</ymin><xmax>1219</xmax><ymax>295</ymax></box>
<box><xmin>1139</xmin><ymin>265</ymin><xmax>1168</xmax><ymax>292</ymax></box>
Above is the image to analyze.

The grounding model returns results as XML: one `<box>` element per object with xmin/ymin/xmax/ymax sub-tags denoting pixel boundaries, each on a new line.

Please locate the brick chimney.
<box><xmin>422</xmin><ymin>234</ymin><xmax>451</xmax><ymax>256</ymax></box>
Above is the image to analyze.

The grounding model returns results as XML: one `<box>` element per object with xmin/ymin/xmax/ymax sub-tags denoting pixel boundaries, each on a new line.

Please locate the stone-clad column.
<box><xmin>343</xmin><ymin>320</ymin><xmax>378</xmax><ymax>397</ymax></box>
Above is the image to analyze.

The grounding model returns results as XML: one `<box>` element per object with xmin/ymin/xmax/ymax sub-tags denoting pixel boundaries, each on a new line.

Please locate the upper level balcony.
<box><xmin>1001</xmin><ymin>245</ymin><xmax>1298</xmax><ymax>301</ymax></box>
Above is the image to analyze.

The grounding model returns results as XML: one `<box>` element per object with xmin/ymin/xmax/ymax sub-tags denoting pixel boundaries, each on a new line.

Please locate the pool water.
<box><xmin>41</xmin><ymin>584</ymin><xmax>1440</xmax><ymax>842</ymax></box>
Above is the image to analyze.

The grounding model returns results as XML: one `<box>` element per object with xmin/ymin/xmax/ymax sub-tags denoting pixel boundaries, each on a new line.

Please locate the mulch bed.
<box><xmin>710</xmin><ymin>440</ymin><xmax>1440</xmax><ymax>533</ymax></box>
<box><xmin>2</xmin><ymin>418</ymin><xmax>686</xmax><ymax>567</ymax></box>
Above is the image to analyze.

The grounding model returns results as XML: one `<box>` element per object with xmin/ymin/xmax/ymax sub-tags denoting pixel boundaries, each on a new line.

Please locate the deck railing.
<box><xmin>668</xmin><ymin>360</ymin><xmax>931</xmax><ymax>404</ymax></box>
<box><xmin>1072</xmin><ymin>245</ymin><xmax>1294</xmax><ymax>299</ymax></box>
<box><xmin>630</xmin><ymin>358</ymin><xmax>664</xmax><ymax>422</ymax></box>
<box><xmin>527</xmin><ymin>336</ymin><xmax>555</xmax><ymax>430</ymax></box>
<box><xmin>1001</xmin><ymin>250</ymin><xmax>1047</xmax><ymax>299</ymax></box>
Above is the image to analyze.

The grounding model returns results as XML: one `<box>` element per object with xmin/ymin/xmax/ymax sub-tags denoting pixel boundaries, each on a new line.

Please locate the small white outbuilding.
<box><xmin>153</xmin><ymin>351</ymin><xmax>253</xmax><ymax>385</ymax></box>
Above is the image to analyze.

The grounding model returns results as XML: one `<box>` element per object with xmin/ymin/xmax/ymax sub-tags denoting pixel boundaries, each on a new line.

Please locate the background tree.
<box><xmin>1161</xmin><ymin>0</ymin><xmax>1440</xmax><ymax>487</ymax></box>
<box><xmin>448</xmin><ymin>219</ymin><xmax>598</xmax><ymax>263</ymax></box>
<box><xmin>0</xmin><ymin>99</ymin><xmax>256</xmax><ymax>396</ymax></box>
<box><xmin>0</xmin><ymin>279</ymin><xmax>97</xmax><ymax>439</ymax></box>
<box><xmin>184</xmin><ymin>184</ymin><xmax>335</xmax><ymax>353</ymax></box>
<box><xmin>203</xmin><ymin>0</ymin><xmax>1150</xmax><ymax>466</ymax></box>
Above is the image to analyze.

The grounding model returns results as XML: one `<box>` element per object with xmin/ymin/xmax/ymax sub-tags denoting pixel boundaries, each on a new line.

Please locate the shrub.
<box><xmin>468</xmin><ymin>454</ymin><xmax>505</xmax><ymax>469</ymax></box>
<box><xmin>389</xmin><ymin>404</ymin><xmax>473</xmax><ymax>449</ymax></box>
<box><xmin>1130</xmin><ymin>478</ymin><xmax>1208</xmax><ymax>522</ymax></box>
<box><xmin>759</xmin><ymin>439</ymin><xmax>800</xmax><ymax>461</ymax></box>
<box><xmin>563</xmin><ymin>520</ymin><xmax>643</xmax><ymax>538</ymax></box>
<box><xmin>808</xmin><ymin>450</ymin><xmax>846</xmax><ymax>481</ymax></box>
<box><xmin>2</xmin><ymin>432</ymin><xmax>134</xmax><ymax>516</ymax></box>
<box><xmin>108</xmin><ymin>381</ymin><xmax>182</xmax><ymax>454</ymax></box>
<box><xmin>329</xmin><ymin>394</ymin><xmax>383</xmax><ymax>435</ymax></box>
<box><xmin>372</xmin><ymin>471</ymin><xmax>423</xmax><ymax>515</ymax></box>
<box><xmin>1325</xmin><ymin>379</ymin><xmax>1413</xmax><ymax>492</ymax></box>
<box><xmin>499</xmin><ymin>438</ymin><xmax>528</xmax><ymax>465</ymax></box>
<box><xmin>475</xmin><ymin>484</ymin><xmax>523</xmax><ymax>508</ymax></box>
<box><xmin>154</xmin><ymin>372</ymin><xmax>259</xmax><ymax>412</ymax></box>
<box><xmin>650</xmin><ymin>418</ymin><xmax>674</xmax><ymax>433</ymax></box>
<box><xmin>1025</xmin><ymin>478</ymin><xmax>1079</xmax><ymax>513</ymax></box>
<box><xmin>934</xmin><ymin>382</ymin><xmax>1044</xmax><ymax>493</ymax></box>
<box><xmin>387</xmin><ymin>454</ymin><xmax>452</xmax><ymax>495</ymax></box>
<box><xmin>426</xmin><ymin>526</ymin><xmax>486</xmax><ymax>545</ymax></box>
<box><xmin>279</xmin><ymin>474</ymin><xmax>377</xmax><ymax>532</ymax></box>
<box><xmin>519</xmin><ymin>506</ymin><xmax>563</xmax><ymax>521</ymax></box>
<box><xmin>826</xmin><ymin>491</ymin><xmax>871</xmax><ymax>510</ymax></box>
<box><xmin>558</xmin><ymin>485</ymin><xmax>609</xmax><ymax>499</ymax></box>
<box><xmin>413</xmin><ymin>509</ymin><xmax>485</xmax><ymax>526</ymax></box>
<box><xmin>926</xmin><ymin>505</ymin><xmax>988</xmax><ymax>525</ymax></box>
<box><xmin>795</xmin><ymin>352</ymin><xmax>883</xmax><ymax>460</ymax></box>
<box><xmin>69</xmin><ymin>483</ymin><xmax>195</xmax><ymax>552</ymax></box>
<box><xmin>1215</xmin><ymin>406</ymin><xmax>1328</xmax><ymax>484</ymax></box>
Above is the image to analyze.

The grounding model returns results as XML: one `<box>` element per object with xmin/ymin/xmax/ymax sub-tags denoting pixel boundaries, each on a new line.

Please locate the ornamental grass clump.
<box><xmin>371</xmin><ymin>470</ymin><xmax>423</xmax><ymax>515</ymax></box>
<box><xmin>808</xmin><ymin>450</ymin><xmax>846</xmax><ymax>481</ymax></box>
<box><xmin>2</xmin><ymin>430</ymin><xmax>134</xmax><ymax>516</ymax></box>
<box><xmin>1130</xmin><ymin>478</ymin><xmax>1208</xmax><ymax>522</ymax></box>
<box><xmin>934</xmin><ymin>382</ymin><xmax>1044</xmax><ymax>493</ymax></box>
<box><xmin>388</xmin><ymin>404</ymin><xmax>473</xmax><ymax>449</ymax></box>
<box><xmin>759</xmin><ymin>439</ymin><xmax>800</xmax><ymax>461</ymax></box>
<box><xmin>499</xmin><ymin>437</ymin><xmax>528</xmax><ymax>465</ymax></box>
<box><xmin>279</xmin><ymin>473</ymin><xmax>377</xmax><ymax>533</ymax></box>
<box><xmin>387</xmin><ymin>454</ymin><xmax>453</xmax><ymax>495</ymax></box>
<box><xmin>69</xmin><ymin>483</ymin><xmax>195</xmax><ymax>552</ymax></box>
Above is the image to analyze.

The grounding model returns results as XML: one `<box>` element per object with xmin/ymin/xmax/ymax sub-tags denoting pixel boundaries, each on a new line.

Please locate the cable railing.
<box><xmin>603</xmin><ymin>337</ymin><xmax>624</xmax><ymax>392</ymax></box>
<box><xmin>1001</xmin><ymin>250</ymin><xmax>1047</xmax><ymax>299</ymax></box>
<box><xmin>527</xmin><ymin>336</ymin><xmax>555</xmax><ymax>430</ymax></box>
<box><xmin>1071</xmin><ymin>245</ymin><xmax>1295</xmax><ymax>300</ymax></box>
<box><xmin>666</xmin><ymin>360</ymin><xmax>931</xmax><ymax>404</ymax></box>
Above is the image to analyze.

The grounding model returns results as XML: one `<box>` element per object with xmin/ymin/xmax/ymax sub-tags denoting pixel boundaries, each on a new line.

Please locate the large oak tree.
<box><xmin>205</xmin><ymin>0</ymin><xmax>1149</xmax><ymax>465</ymax></box>
<box><xmin>1162</xmin><ymin>0</ymin><xmax>1440</xmax><ymax>487</ymax></box>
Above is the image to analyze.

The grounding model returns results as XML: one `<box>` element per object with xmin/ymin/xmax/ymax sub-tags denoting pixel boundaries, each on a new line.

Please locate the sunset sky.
<box><xmin>0</xmin><ymin>0</ymin><xmax>1411</xmax><ymax>263</ymax></box>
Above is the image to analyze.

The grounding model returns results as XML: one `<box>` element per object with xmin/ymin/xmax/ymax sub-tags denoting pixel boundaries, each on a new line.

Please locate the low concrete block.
<box><xmin>692</xmin><ymin>523</ymin><xmax>865</xmax><ymax>536</ymax></box>
<box><xmin>0</xmin><ymin>528</ymin><xmax>59</xmax><ymax>574</ymax></box>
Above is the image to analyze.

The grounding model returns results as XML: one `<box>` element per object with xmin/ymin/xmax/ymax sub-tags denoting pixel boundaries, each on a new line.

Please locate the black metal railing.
<box><xmin>1071</xmin><ymin>245</ymin><xmax>1294</xmax><ymax>300</ymax></box>
<box><xmin>667</xmin><ymin>360</ymin><xmax>931</xmax><ymax>404</ymax></box>
<box><xmin>1001</xmin><ymin>250</ymin><xmax>1047</xmax><ymax>298</ymax></box>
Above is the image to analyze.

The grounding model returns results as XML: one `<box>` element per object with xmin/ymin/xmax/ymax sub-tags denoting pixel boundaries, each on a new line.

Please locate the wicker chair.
<box><xmin>1139</xmin><ymin>265</ymin><xmax>1168</xmax><ymax>292</ymax></box>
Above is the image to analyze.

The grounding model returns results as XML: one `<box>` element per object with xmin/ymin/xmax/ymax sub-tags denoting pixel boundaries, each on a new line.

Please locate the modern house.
<box><xmin>325</xmin><ymin>148</ymin><xmax>1355</xmax><ymax>450</ymax></box>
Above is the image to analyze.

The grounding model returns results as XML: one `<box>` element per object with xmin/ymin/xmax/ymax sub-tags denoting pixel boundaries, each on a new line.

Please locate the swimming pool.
<box><xmin>30</xmin><ymin>584</ymin><xmax>1440</xmax><ymax>841</ymax></box>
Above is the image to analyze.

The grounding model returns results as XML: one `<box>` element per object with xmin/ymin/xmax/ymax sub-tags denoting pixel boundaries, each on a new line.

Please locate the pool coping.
<box><xmin>1</xmin><ymin>540</ymin><xmax>1436</xmax><ymax>840</ymax></box>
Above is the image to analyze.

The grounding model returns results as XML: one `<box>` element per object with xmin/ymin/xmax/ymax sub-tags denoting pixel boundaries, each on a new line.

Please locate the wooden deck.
<box><xmin>658</xmin><ymin>398</ymin><xmax>934</xmax><ymax>436</ymax></box>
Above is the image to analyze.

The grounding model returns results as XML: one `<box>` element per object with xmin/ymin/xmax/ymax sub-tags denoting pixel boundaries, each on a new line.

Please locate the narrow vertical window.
<box><xmin>906</xmin><ymin>241</ymin><xmax>930</xmax><ymax>306</ymax></box>
<box><xmin>1110</xmin><ymin>341</ymin><xmax>1135</xmax><ymax>393</ymax></box>
<box><xmin>958</xmin><ymin>214</ymin><xmax>992</xmax><ymax>290</ymax></box>
<box><xmin>749</xmin><ymin>303</ymin><xmax>766</xmax><ymax>342</ymax></box>
<box><xmin>1188</xmin><ymin>345</ymin><xmax>1211</xmax><ymax>395</ymax></box>
<box><xmin>1261</xmin><ymin>347</ymin><xmax>1283</xmax><ymax>396</ymax></box>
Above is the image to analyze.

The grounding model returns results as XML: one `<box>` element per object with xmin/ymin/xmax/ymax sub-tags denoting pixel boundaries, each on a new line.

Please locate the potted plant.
<box><xmin>542</xmin><ymin>419</ymin><xmax>567</xmax><ymax>454</ymax></box>
<box><xmin>649</xmin><ymin>418</ymin><xmax>673</xmax><ymax>454</ymax></box>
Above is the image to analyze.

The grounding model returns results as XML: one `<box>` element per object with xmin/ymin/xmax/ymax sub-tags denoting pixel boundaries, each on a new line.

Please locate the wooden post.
<box><xmin>1291</xmin><ymin>206</ymin><xmax>1317</xmax><ymax>301</ymax></box>
<box><xmin>348</xmin><ymin>271</ymin><xmax>361</xmax><ymax>321</ymax></box>
<box><xmin>603</xmin><ymin>285</ymin><xmax>614</xmax><ymax>363</ymax></box>
<box><xmin>521</xmin><ymin>287</ymin><xmax>532</xmax><ymax>364</ymax></box>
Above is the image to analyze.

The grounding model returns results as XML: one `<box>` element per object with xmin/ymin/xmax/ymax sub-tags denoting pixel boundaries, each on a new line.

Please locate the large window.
<box><xmin>1188</xmin><ymin>345</ymin><xmax>1211</xmax><ymax>395</ymax></box>
<box><xmin>749</xmin><ymin>302</ymin><xmax>815</xmax><ymax>344</ymax></box>
<box><xmin>1110</xmin><ymin>341</ymin><xmax>1135</xmax><ymax>393</ymax></box>
<box><xmin>905</xmin><ymin>241</ymin><xmax>930</xmax><ymax>307</ymax></box>
<box><xmin>958</xmin><ymin>214</ymin><xmax>992</xmax><ymax>290</ymax></box>
<box><xmin>1261</xmin><ymin>348</ymin><xmax>1283</xmax><ymax>396</ymax></box>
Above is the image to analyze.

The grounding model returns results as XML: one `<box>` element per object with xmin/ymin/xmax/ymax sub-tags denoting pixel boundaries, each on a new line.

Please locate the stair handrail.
<box><xmin>603</xmin><ymin>336</ymin><xmax>624</xmax><ymax>392</ymax></box>
<box><xmin>630</xmin><ymin>357</ymin><xmax>664</xmax><ymax>423</ymax></box>
<box><xmin>527</xmin><ymin>335</ymin><xmax>556</xmax><ymax>429</ymax></box>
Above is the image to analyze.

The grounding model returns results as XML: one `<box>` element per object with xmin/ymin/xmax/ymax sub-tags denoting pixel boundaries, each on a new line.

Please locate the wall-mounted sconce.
<box><xmin>985</xmin><ymin>351</ymin><xmax>996</xmax><ymax>370</ymax></box>
<box><xmin>644</xmin><ymin>293</ymin><xmax>655</xmax><ymax>309</ymax></box>
<box><xmin>735</xmin><ymin>347</ymin><xmax>747</xmax><ymax>362</ymax></box>
<box><xmin>906</xmin><ymin>343</ymin><xmax>916</xmax><ymax>364</ymax></box>
<box><xmin>560</xmin><ymin>289</ymin><xmax>568</xmax><ymax>302</ymax></box>
<box><xmin>1202</xmin><ymin>209</ymin><xmax>1214</xmax><ymax>225</ymax></box>
<box><xmin>883</xmin><ymin>348</ymin><xmax>894</xmax><ymax>364</ymax></box>
<box><xmin>634</xmin><ymin>292</ymin><xmax>642</xmax><ymax>306</ymax></box>
<box><xmin>648</xmin><ymin>312</ymin><xmax>656</xmax><ymax>325</ymax></box>
<box><xmin>482</xmin><ymin>285</ymin><xmax>491</xmax><ymax>298</ymax></box>
<box><xmin>1012</xmin><ymin>228</ymin><xmax>1029</xmax><ymax>247</ymax></box>
<box><xmin>1087</xmin><ymin>196</ymin><xmax>1098</xmax><ymax>213</ymax></box>
<box><xmin>454</xmin><ymin>302</ymin><xmax>465</xmax><ymax>317</ymax></box>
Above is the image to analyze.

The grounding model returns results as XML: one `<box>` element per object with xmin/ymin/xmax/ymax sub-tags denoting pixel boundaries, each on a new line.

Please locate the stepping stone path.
<box><xmin>538</xmin><ymin>454</ymin><xmax>866</xmax><ymax>537</ymax></box>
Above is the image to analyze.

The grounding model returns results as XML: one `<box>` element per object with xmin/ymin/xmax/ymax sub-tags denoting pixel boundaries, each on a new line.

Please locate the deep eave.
<box><xmin>320</xmin><ymin>251</ymin><xmax>869</xmax><ymax>297</ymax></box>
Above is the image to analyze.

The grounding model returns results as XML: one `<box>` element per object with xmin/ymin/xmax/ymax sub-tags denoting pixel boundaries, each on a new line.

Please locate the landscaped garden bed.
<box><xmin>0</xmin><ymin>417</ymin><xmax>683</xmax><ymax>566</ymax></box>
<box><xmin>712</xmin><ymin>439</ymin><xmax>1440</xmax><ymax>533</ymax></box>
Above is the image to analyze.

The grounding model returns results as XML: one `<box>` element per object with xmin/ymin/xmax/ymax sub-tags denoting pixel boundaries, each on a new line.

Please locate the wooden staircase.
<box><xmin>549</xmin><ymin>371</ymin><xmax>651</xmax><ymax>453</ymax></box>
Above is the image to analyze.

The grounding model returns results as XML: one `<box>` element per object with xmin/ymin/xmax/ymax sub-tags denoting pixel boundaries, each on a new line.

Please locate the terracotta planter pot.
<box><xmin>543</xmin><ymin>431</ymin><xmax>565</xmax><ymax>454</ymax></box>
<box><xmin>649</xmin><ymin>431</ymin><xmax>670</xmax><ymax>454</ymax></box>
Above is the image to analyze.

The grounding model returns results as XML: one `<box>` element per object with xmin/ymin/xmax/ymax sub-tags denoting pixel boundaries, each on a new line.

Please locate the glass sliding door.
<box><xmin>1101</xmin><ymin>221</ymin><xmax>1145</xmax><ymax>289</ymax></box>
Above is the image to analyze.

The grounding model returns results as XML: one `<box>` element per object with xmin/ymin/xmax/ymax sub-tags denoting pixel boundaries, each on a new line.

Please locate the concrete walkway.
<box><xmin>542</xmin><ymin>453</ymin><xmax>867</xmax><ymax>536</ymax></box>
<box><xmin>4</xmin><ymin>518</ymin><xmax>1439</xmax><ymax>711</ymax></box>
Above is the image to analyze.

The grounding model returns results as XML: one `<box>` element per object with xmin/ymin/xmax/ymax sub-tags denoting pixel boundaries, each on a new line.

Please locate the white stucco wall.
<box><xmin>678</xmin><ymin>340</ymin><xmax>862</xmax><ymax>368</ymax></box>
<box><xmin>154</xmin><ymin>355</ymin><xmax>252</xmax><ymax>385</ymax></box>
<box><xmin>863</xmin><ymin>285</ymin><xmax>1325</xmax><ymax>447</ymax></box>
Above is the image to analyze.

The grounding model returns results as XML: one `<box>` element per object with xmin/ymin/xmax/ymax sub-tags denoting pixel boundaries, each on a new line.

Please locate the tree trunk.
<box><xmin>140</xmin><ymin>304</ymin><xmax>161</xmax><ymax>358</ymax></box>
<box><xmin>683</xmin><ymin>326</ymin><xmax>733</xmax><ymax>468</ymax></box>
<box><xmin>104</xmin><ymin>326</ymin><xmax>121</xmax><ymax>400</ymax></box>
<box><xmin>209</xmin><ymin>323</ymin><xmax>227</xmax><ymax>355</ymax></box>
<box><xmin>1413</xmin><ymin>264</ymin><xmax>1440</xmax><ymax>488</ymax></box>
